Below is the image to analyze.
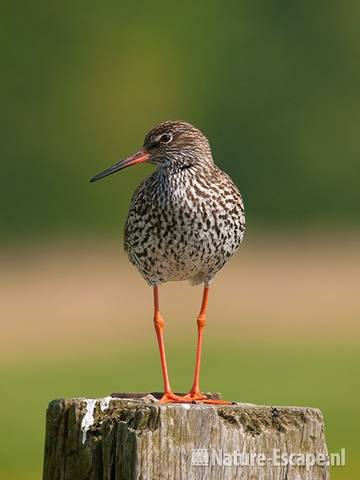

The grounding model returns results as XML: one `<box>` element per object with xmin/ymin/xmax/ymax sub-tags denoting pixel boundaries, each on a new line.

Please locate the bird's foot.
<box><xmin>158</xmin><ymin>391</ymin><xmax>233</xmax><ymax>405</ymax></box>
<box><xmin>159</xmin><ymin>391</ymin><xmax>192</xmax><ymax>404</ymax></box>
<box><xmin>180</xmin><ymin>391</ymin><xmax>233</xmax><ymax>405</ymax></box>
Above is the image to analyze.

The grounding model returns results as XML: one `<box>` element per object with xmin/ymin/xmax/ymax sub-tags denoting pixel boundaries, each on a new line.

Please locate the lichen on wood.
<box><xmin>43</xmin><ymin>395</ymin><xmax>329</xmax><ymax>480</ymax></box>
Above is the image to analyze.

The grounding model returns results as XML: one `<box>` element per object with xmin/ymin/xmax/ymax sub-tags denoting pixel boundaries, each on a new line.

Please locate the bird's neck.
<box><xmin>152</xmin><ymin>159</ymin><xmax>219</xmax><ymax>201</ymax></box>
<box><xmin>157</xmin><ymin>155</ymin><xmax>216</xmax><ymax>176</ymax></box>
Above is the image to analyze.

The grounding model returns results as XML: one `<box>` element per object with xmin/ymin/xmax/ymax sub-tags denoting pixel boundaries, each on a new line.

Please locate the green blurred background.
<box><xmin>1</xmin><ymin>2</ymin><xmax>359</xmax><ymax>479</ymax></box>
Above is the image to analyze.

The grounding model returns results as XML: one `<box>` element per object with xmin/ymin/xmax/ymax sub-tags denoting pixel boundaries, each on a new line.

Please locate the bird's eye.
<box><xmin>160</xmin><ymin>133</ymin><xmax>172</xmax><ymax>144</ymax></box>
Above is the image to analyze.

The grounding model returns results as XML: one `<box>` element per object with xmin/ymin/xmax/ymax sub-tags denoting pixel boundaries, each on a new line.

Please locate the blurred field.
<box><xmin>2</xmin><ymin>2</ymin><xmax>360</xmax><ymax>240</ymax></box>
<box><xmin>1</xmin><ymin>234</ymin><xmax>359</xmax><ymax>479</ymax></box>
<box><xmin>2</xmin><ymin>2</ymin><xmax>360</xmax><ymax>479</ymax></box>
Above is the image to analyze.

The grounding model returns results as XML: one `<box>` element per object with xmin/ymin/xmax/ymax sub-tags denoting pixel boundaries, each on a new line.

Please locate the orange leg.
<box><xmin>182</xmin><ymin>286</ymin><xmax>231</xmax><ymax>405</ymax></box>
<box><xmin>153</xmin><ymin>286</ymin><xmax>186</xmax><ymax>403</ymax></box>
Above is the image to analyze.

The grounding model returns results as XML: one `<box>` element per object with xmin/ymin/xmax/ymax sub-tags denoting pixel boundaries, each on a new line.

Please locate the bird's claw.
<box><xmin>158</xmin><ymin>391</ymin><xmax>233</xmax><ymax>405</ymax></box>
<box><xmin>180</xmin><ymin>392</ymin><xmax>233</xmax><ymax>405</ymax></box>
<box><xmin>159</xmin><ymin>392</ymin><xmax>191</xmax><ymax>403</ymax></box>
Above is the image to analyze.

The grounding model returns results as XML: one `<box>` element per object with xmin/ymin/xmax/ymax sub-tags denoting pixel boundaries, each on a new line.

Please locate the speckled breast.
<box><xmin>124</xmin><ymin>165</ymin><xmax>245</xmax><ymax>286</ymax></box>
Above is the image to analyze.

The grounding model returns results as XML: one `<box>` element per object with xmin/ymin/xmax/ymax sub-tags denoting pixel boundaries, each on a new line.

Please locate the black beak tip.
<box><xmin>89</xmin><ymin>174</ymin><xmax>102</xmax><ymax>183</ymax></box>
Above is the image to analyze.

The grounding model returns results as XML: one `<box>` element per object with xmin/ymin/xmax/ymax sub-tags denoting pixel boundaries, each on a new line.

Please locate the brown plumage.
<box><xmin>91</xmin><ymin>120</ymin><xmax>245</xmax><ymax>404</ymax></box>
<box><xmin>124</xmin><ymin>121</ymin><xmax>245</xmax><ymax>285</ymax></box>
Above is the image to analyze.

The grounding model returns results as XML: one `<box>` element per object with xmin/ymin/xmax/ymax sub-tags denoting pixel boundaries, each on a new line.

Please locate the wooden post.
<box><xmin>43</xmin><ymin>393</ymin><xmax>329</xmax><ymax>480</ymax></box>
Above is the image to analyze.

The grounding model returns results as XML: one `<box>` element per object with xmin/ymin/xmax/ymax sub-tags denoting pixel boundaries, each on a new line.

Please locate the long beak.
<box><xmin>90</xmin><ymin>149</ymin><xmax>150</xmax><ymax>183</ymax></box>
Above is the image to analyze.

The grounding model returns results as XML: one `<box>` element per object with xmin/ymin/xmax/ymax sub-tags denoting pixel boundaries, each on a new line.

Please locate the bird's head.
<box><xmin>90</xmin><ymin>120</ymin><xmax>213</xmax><ymax>183</ymax></box>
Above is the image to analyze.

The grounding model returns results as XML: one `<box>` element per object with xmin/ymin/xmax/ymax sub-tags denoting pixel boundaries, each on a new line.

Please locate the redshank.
<box><xmin>90</xmin><ymin>121</ymin><xmax>245</xmax><ymax>404</ymax></box>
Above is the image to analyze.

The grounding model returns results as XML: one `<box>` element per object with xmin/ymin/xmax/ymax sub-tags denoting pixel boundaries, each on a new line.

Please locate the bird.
<box><xmin>90</xmin><ymin>120</ymin><xmax>245</xmax><ymax>404</ymax></box>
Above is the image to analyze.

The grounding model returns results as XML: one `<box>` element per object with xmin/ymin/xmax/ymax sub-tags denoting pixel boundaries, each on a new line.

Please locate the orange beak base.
<box><xmin>90</xmin><ymin>149</ymin><xmax>150</xmax><ymax>183</ymax></box>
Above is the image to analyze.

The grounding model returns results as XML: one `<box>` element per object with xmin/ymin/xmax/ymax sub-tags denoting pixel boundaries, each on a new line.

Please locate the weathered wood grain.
<box><xmin>43</xmin><ymin>395</ymin><xmax>329</xmax><ymax>480</ymax></box>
